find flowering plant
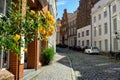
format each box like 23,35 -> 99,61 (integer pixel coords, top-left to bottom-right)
0,2 -> 56,55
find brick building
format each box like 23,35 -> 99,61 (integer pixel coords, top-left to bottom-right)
68,10 -> 77,47
60,9 -> 72,45
0,0 -> 57,80
56,18 -> 61,45
77,0 -> 99,29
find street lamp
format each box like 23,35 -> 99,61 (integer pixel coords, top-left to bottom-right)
115,30 -> 120,52
115,31 -> 120,39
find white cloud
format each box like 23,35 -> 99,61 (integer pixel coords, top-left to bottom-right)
57,1 -> 66,6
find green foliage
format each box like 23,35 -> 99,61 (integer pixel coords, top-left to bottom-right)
42,47 -> 55,65
0,2 -> 42,55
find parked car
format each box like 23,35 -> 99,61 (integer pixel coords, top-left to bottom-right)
84,46 -> 100,54
56,43 -> 68,48
75,46 -> 82,51
69,46 -> 75,50
81,46 -> 89,52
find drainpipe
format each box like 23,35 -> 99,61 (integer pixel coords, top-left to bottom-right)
91,15 -> 92,46
109,4 -> 112,53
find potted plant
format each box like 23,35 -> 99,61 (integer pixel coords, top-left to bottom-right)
41,47 -> 55,65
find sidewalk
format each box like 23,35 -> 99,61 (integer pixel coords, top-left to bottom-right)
23,53 -> 75,80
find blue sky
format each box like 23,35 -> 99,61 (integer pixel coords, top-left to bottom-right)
57,0 -> 79,19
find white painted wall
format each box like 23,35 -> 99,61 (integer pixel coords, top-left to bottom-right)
77,25 -> 91,48
47,0 -> 57,52
91,0 -> 120,52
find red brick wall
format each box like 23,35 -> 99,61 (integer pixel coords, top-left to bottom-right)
19,64 -> 24,79
27,37 -> 40,70
9,52 -> 24,80
9,52 -> 18,80
77,0 -> 99,29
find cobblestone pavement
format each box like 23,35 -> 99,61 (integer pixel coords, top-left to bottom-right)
66,49 -> 120,80
30,51 -> 73,80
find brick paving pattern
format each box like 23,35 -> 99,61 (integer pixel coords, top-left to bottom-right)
31,53 -> 73,80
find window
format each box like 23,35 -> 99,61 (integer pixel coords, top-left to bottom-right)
105,39 -> 108,51
78,40 -> 80,46
99,41 -> 102,50
0,50 -> 9,69
104,10 -> 107,18
0,0 -> 5,14
78,33 -> 80,38
112,5 -> 116,13
94,27 -> 96,37
94,41 -> 96,47
69,29 -> 70,36
86,40 -> 89,46
113,38 -> 118,51
71,28 -> 73,35
82,41 -> 84,46
98,25 -> 101,35
98,14 -> 101,20
86,30 -> 89,36
82,31 -> 84,37
94,16 -> 96,22
74,28 -> 76,35
104,23 -> 108,34
113,18 -> 117,33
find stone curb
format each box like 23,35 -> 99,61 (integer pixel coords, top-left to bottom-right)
66,56 -> 76,80
23,67 -> 47,80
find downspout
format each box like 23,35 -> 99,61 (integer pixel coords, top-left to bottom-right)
91,15 -> 92,46
109,4 -> 112,53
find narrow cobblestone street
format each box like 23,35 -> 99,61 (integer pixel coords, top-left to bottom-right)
30,47 -> 120,80
66,49 -> 120,80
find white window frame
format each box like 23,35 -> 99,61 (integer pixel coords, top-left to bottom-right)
113,18 -> 117,33
104,23 -> 108,34
105,39 -> 108,51
104,10 -> 107,18
98,25 -> 101,35
112,4 -> 116,14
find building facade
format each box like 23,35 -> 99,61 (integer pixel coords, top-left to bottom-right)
77,0 -> 99,29
0,0 -> 57,80
56,18 -> 61,45
60,9 -> 70,45
68,11 -> 77,47
77,25 -> 91,48
91,0 -> 120,52
47,0 -> 57,52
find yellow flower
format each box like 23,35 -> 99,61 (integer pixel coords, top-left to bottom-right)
50,26 -> 55,31
42,36 -> 48,41
23,48 -> 27,52
48,15 -> 53,21
46,21 -> 51,26
44,11 -> 51,17
30,10 -> 35,15
38,27 -> 46,35
51,19 -> 56,24
47,30 -> 53,36
13,34 -> 20,42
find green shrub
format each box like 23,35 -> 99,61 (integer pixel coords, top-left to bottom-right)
42,47 -> 55,65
